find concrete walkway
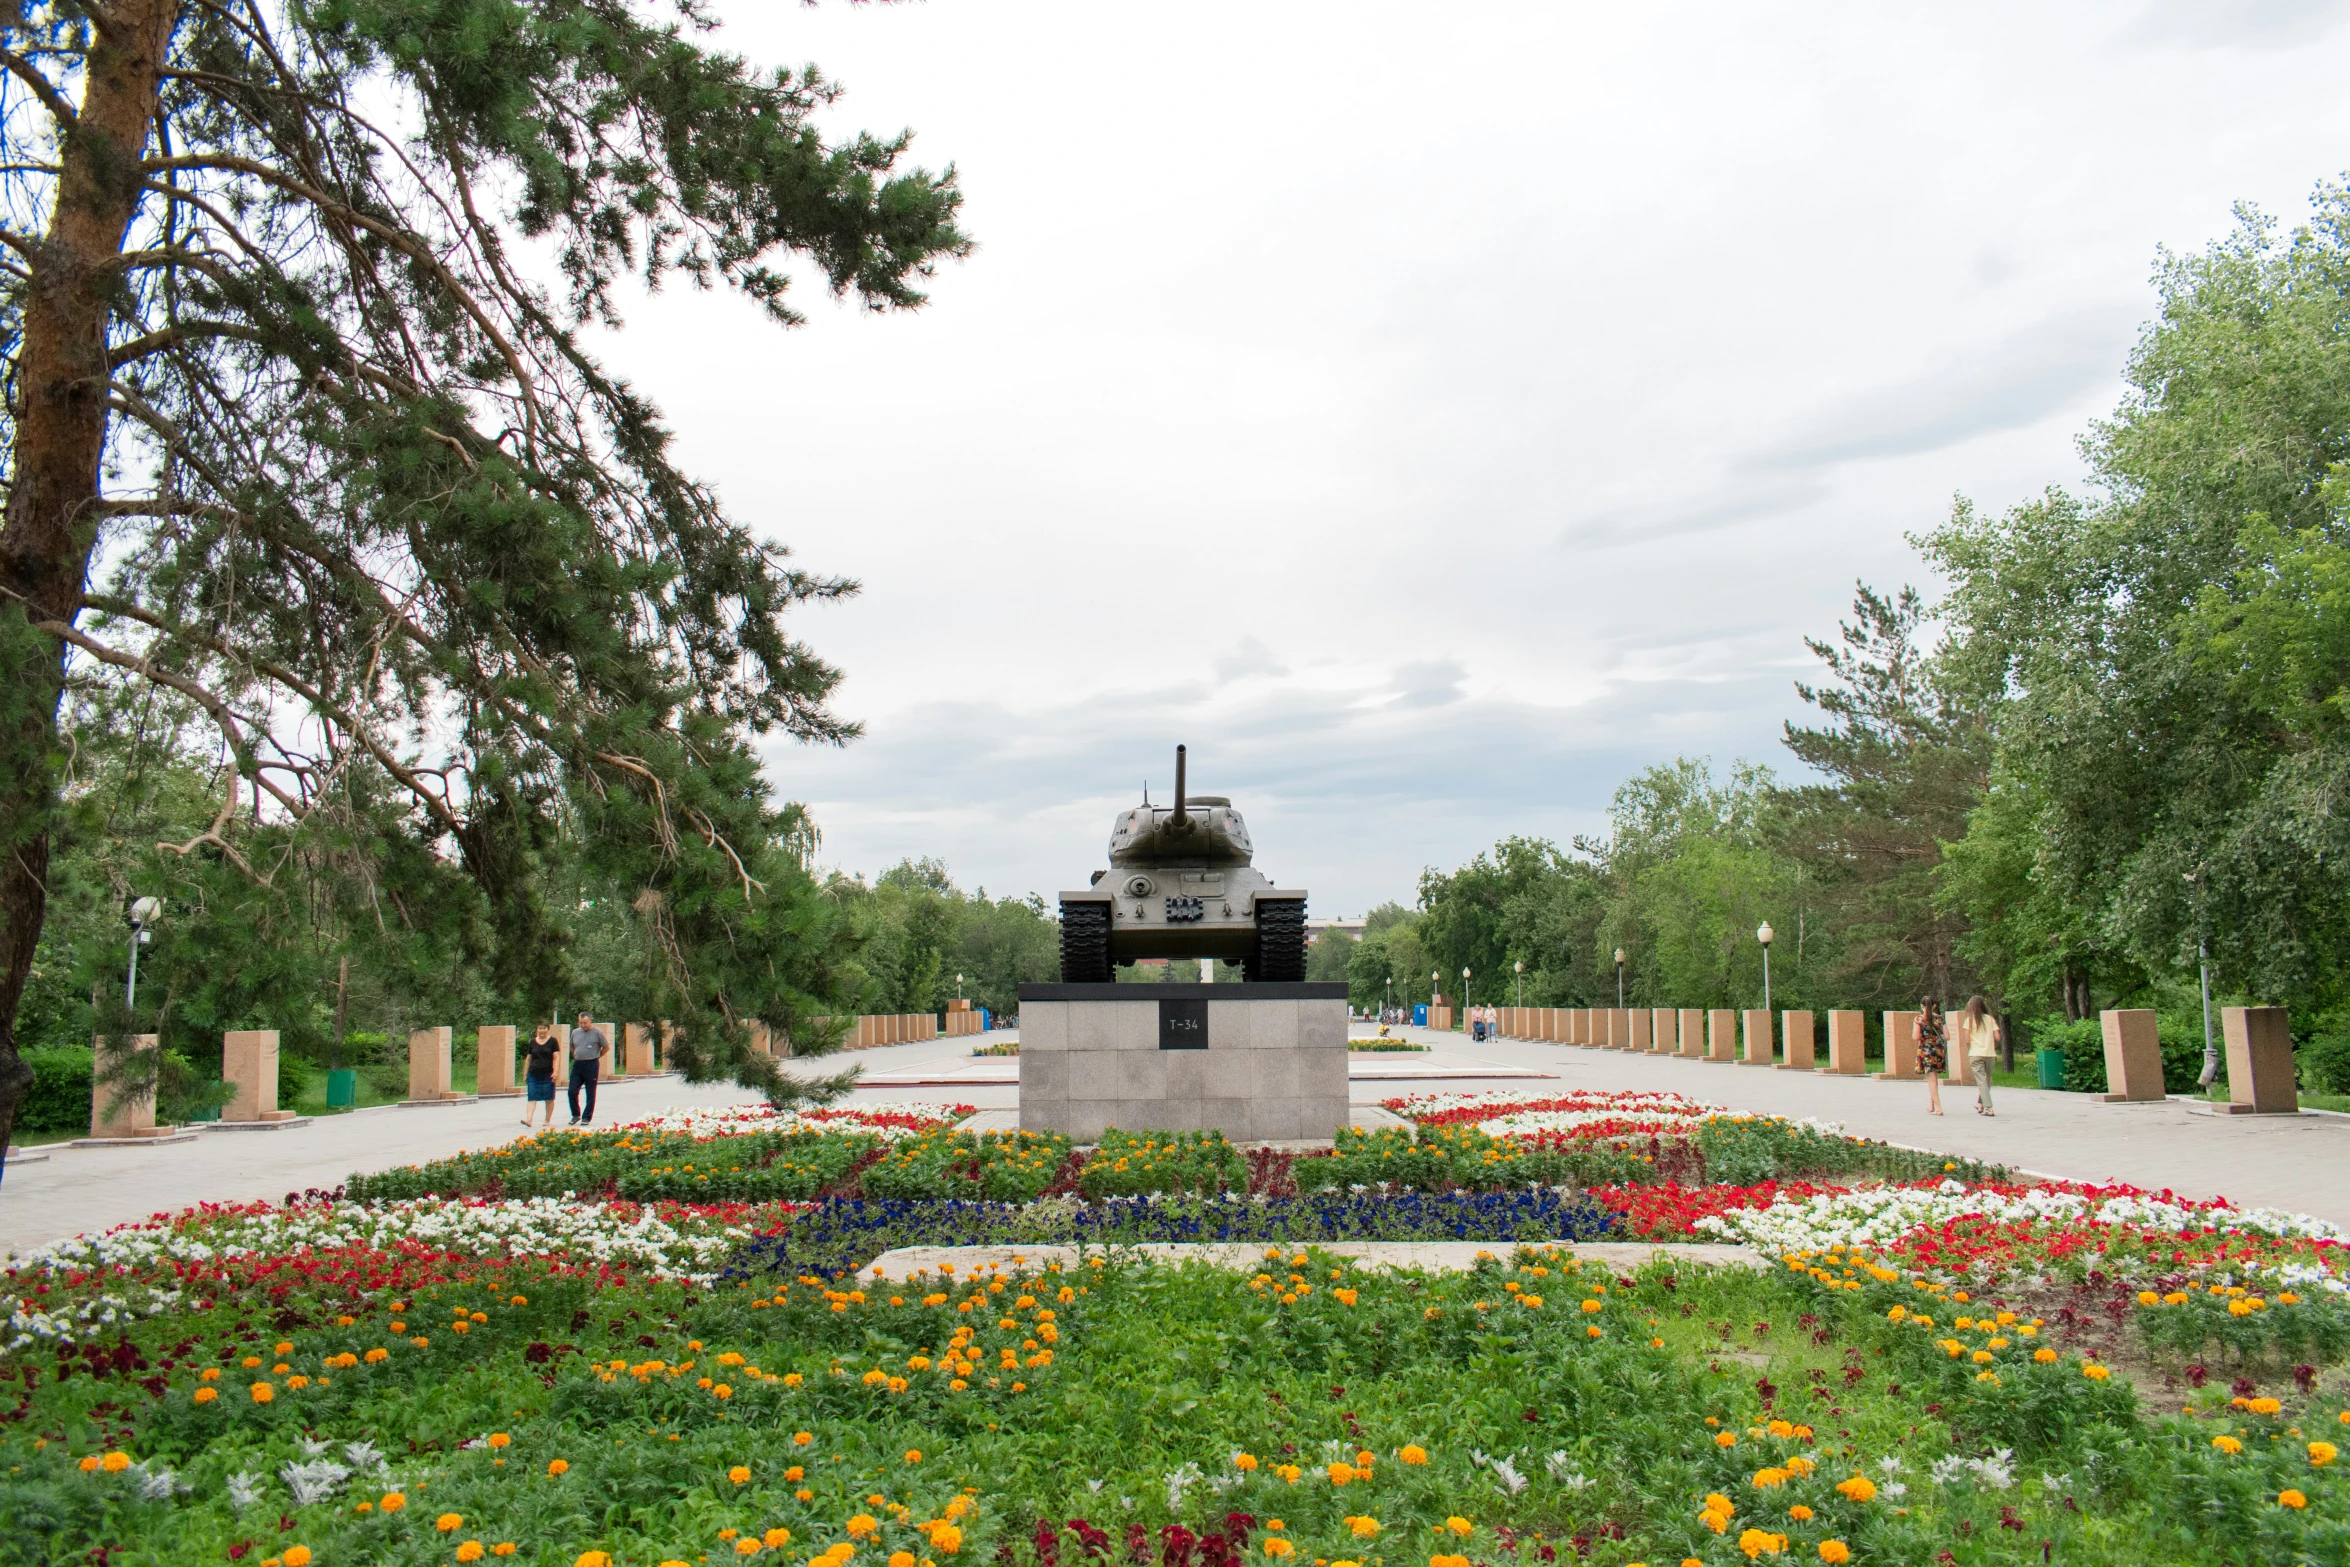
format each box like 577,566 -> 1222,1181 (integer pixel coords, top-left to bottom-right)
6,1021 -> 2345,1258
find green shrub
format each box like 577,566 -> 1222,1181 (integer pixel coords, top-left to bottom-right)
14,1047 -> 93,1134
2039,1012 -> 2209,1094
2300,1031 -> 2350,1094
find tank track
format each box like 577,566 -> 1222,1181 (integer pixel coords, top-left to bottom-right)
1250,898 -> 1308,983
1058,899 -> 1113,983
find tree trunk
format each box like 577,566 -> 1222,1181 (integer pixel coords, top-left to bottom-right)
0,0 -> 182,1162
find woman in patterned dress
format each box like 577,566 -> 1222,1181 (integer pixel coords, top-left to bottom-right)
1916,997 -> 1947,1116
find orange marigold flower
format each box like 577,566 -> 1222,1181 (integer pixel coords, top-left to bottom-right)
437,1513 -> 464,1532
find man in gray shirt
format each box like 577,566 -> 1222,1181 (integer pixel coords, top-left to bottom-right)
566,1012 -> 609,1126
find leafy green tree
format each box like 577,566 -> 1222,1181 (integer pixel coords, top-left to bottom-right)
1928,188 -> 2350,1020
0,0 -> 969,1147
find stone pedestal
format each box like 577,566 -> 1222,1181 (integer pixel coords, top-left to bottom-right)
1654,1010 -> 1691,1061
1874,1011 -> 1919,1080
89,1034 -> 172,1139
476,1026 -> 519,1097
2097,1010 -> 2163,1102
1678,1008 -> 1705,1059
1626,1008 -> 1652,1052
2217,1006 -> 2297,1115
1705,1008 -> 1736,1062
1741,1008 -> 1774,1065
222,1029 -> 297,1121
405,1026 -> 466,1103
1776,1010 -> 1815,1071
626,1023 -> 656,1076
1611,1008 -> 1635,1048
1827,1010 -> 1867,1075
596,1023 -> 623,1079
1017,982 -> 1347,1143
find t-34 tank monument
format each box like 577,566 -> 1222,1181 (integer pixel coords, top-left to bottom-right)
1054,744 -> 1307,983
1020,746 -> 1347,1143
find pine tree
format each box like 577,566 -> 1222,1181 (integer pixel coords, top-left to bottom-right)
0,0 -> 969,1149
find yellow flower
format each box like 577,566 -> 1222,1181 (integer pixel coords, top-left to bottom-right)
1834,1476 -> 1875,1503
1346,1517 -> 1380,1539
2034,1348 -> 2058,1363
2214,1436 -> 2244,1455
1787,1505 -> 1812,1522
458,1545 -> 487,1563
1751,1467 -> 1788,1489
1715,1432 -> 1738,1449
487,1433 -> 511,1449
848,1515 -> 882,1539
437,1513 -> 464,1532
1235,1454 -> 1259,1471
381,1493 -> 406,1512
730,1466 -> 752,1484
905,1450 -> 923,1464
283,1550 -> 312,1567
2281,1489 -> 2308,1509
768,1532 -> 794,1549
2083,1364 -> 2111,1381
2312,1442 -> 2339,1466
2137,1291 -> 2161,1306
250,1383 -> 275,1404
1326,1462 -> 1355,1486
1735,1528 -> 1788,1560
930,1525 -> 962,1555
577,1554 -> 614,1567
737,1542 -> 762,1558
548,1460 -> 570,1476
1264,1544 -> 1294,1560
1818,1544 -> 1850,1565
891,1555 -> 916,1567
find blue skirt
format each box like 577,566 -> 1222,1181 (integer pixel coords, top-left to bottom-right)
525,1073 -> 556,1102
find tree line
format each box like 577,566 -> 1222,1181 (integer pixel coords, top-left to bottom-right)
1330,187 -> 2350,1086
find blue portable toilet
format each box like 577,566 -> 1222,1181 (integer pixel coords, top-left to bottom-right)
1413,1004 -> 1428,1028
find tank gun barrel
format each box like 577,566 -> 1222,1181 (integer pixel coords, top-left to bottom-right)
1173,744 -> 1188,827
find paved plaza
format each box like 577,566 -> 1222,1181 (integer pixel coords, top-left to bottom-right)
5,1022 -> 2344,1258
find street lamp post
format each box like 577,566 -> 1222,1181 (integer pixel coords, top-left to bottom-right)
1514,959 -> 1524,1009
1613,947 -> 1627,1010
125,896 -> 160,1010
1432,969 -> 1441,1013
1756,922 -> 1775,1015
1461,968 -> 1471,1029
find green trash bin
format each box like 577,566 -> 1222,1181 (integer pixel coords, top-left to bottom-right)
2035,1048 -> 2065,1090
326,1068 -> 359,1108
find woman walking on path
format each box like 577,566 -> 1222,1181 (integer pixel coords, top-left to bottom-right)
1961,995 -> 2002,1116
522,1023 -> 560,1130
1916,997 -> 1947,1116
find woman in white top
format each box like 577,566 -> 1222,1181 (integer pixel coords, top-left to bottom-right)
1960,995 -> 2002,1116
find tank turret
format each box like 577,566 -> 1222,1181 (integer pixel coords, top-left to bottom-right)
1059,746 -> 1308,983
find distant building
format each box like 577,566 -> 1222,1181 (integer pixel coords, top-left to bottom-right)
1305,916 -> 1366,945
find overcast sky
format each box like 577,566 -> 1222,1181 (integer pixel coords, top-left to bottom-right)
596,0 -> 2350,916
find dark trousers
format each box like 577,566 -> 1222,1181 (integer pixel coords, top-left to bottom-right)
567,1059 -> 600,1122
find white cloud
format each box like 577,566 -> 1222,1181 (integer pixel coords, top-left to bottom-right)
576,0 -> 2350,912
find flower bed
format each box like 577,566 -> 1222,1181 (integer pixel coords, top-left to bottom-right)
4,1093 -> 2348,1564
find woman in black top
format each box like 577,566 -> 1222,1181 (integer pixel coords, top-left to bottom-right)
1916,998 -> 1947,1117
522,1023 -> 560,1129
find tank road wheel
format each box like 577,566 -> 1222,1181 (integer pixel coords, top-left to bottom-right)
1250,898 -> 1307,983
1059,900 -> 1113,983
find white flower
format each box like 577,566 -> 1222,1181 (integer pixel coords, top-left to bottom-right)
297,1438 -> 331,1459
281,1460 -> 350,1506
1877,1456 -> 1905,1475
1929,1456 -> 1967,1487
134,1463 -> 181,1501
2040,1473 -> 2069,1494
1881,1482 -> 1908,1499
226,1472 -> 264,1509
1489,1459 -> 1528,1495
1545,1452 -> 1592,1490
344,1441 -> 388,1475
1165,1462 -> 1203,1512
